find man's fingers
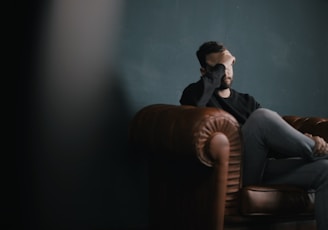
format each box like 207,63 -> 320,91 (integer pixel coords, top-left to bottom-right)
313,136 -> 327,156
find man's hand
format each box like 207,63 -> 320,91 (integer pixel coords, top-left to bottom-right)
217,50 -> 236,68
305,133 -> 328,156
206,50 -> 236,69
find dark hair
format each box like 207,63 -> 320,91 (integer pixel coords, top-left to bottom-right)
196,41 -> 225,68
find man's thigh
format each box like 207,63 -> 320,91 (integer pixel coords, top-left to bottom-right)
263,158 -> 328,190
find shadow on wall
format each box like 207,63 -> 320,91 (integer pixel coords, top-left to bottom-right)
15,1 -> 148,229
17,69 -> 149,229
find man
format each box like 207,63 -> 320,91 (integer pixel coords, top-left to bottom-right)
180,41 -> 328,230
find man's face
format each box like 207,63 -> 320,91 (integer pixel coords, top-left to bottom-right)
205,51 -> 234,89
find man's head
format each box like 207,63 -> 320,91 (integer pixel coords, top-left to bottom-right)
196,41 -> 235,89
196,41 -> 226,68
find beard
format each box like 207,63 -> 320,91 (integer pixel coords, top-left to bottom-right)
219,75 -> 233,90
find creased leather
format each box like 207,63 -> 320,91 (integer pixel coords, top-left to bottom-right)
129,104 -> 241,167
129,104 -> 325,230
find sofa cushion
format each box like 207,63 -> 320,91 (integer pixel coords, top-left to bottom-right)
240,185 -> 315,216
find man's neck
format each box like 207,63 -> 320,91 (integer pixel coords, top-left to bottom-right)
218,88 -> 231,98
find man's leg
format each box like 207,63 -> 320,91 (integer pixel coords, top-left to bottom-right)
263,159 -> 328,230
241,108 -> 328,230
241,108 -> 320,186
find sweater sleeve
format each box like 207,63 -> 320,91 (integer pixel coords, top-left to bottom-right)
180,64 -> 225,107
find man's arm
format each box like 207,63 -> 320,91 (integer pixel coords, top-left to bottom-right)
180,64 -> 225,106
180,49 -> 235,107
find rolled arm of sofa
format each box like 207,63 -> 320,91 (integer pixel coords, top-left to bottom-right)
283,116 -> 328,141
129,104 -> 242,167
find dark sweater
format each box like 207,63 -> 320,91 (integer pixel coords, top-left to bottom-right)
180,64 -> 261,125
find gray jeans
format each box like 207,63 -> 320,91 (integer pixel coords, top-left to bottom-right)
241,108 -> 328,230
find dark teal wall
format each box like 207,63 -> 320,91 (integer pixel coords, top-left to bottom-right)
115,1 -> 327,227
118,0 -> 328,117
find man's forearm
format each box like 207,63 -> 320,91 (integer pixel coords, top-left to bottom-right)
180,64 -> 225,106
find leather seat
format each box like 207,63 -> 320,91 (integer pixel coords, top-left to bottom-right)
129,104 -> 327,230
241,185 -> 314,216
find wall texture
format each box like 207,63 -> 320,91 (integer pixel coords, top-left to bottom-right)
118,0 -> 328,117
116,0 -> 328,227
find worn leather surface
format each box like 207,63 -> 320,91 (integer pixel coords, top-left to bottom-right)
283,116 -> 328,141
129,104 -> 241,166
241,185 -> 315,216
129,104 -> 326,230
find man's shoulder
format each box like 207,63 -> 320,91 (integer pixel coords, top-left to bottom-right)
231,89 -> 254,99
231,89 -> 260,108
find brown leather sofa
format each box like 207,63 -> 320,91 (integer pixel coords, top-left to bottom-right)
129,104 -> 328,230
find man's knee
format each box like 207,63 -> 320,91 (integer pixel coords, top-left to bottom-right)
249,108 -> 279,120
243,108 -> 281,131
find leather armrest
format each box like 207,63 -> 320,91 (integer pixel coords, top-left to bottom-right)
129,104 -> 241,166
129,104 -> 243,229
283,116 -> 328,141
